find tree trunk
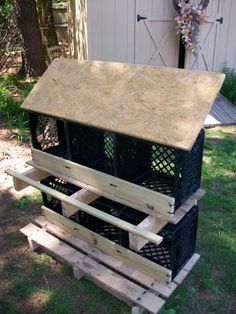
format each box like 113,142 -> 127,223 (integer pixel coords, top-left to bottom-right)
17,0 -> 47,76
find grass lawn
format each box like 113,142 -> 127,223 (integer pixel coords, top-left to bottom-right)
0,126 -> 235,313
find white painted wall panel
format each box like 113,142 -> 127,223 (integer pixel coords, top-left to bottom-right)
135,0 -> 179,67
185,0 -> 223,71
81,0 -> 236,71
87,0 -> 135,63
216,0 -> 236,71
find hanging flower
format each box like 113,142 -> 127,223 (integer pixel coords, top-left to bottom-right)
173,0 -> 209,56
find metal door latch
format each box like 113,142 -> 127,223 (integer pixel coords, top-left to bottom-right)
137,14 -> 147,22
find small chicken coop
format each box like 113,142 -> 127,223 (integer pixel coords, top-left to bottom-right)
6,58 -> 225,313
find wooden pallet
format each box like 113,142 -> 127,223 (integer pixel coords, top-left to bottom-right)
21,216 -> 200,314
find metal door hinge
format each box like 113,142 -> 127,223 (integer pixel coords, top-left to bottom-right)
216,17 -> 223,24
137,14 -> 147,22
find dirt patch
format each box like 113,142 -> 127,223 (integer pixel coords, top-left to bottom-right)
0,127 -> 84,313
0,127 -> 31,190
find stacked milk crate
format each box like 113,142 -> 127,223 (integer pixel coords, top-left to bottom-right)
28,110 -> 204,280
17,59 -> 224,284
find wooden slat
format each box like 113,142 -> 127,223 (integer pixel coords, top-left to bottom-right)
41,206 -> 171,284
27,159 -> 175,220
189,189 -> 205,201
20,223 -> 165,313
12,167 -> 49,191
182,253 -> 200,273
129,216 -> 167,252
62,189 -> 99,217
178,199 -> 197,213
172,269 -> 188,285
5,168 -> 164,246
26,160 -> 203,224
27,160 -> 205,224
129,188 -> 204,251
173,253 -> 200,285
31,149 -> 175,216
35,215 -> 177,297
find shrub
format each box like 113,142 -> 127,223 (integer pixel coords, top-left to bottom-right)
221,66 -> 236,106
0,73 -> 35,142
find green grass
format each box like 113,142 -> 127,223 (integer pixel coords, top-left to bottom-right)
165,127 -> 236,313
32,253 -> 52,273
2,232 -> 23,247
0,73 -> 35,142
16,190 -> 43,209
221,66 -> 236,106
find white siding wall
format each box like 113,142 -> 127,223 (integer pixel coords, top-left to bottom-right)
215,0 -> 236,71
73,0 -> 236,72
87,0 -> 135,63
135,0 -> 179,67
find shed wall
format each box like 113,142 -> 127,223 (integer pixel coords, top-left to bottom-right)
69,0 -> 236,72
215,0 -> 236,71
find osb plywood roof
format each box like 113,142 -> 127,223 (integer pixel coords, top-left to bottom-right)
21,58 -> 225,150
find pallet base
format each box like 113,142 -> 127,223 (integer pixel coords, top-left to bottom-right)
21,217 -> 200,314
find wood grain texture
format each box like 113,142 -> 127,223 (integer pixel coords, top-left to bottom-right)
5,167 -> 164,246
129,216 -> 167,252
35,215 -> 177,297
13,167 -> 49,191
25,160 -> 203,223
20,223 -> 165,313
27,159 -> 177,220
21,58 -> 225,150
41,206 -> 171,284
62,189 -> 99,217
31,149 -> 175,216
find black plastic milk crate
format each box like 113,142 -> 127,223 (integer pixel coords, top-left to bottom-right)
74,197 -> 199,279
138,205 -> 199,279
67,122 -> 204,210
28,112 -> 68,158
67,122 -> 115,175
29,113 -> 204,211
66,121 -> 151,180
40,176 -> 80,214
74,197 -> 147,244
117,130 -> 205,210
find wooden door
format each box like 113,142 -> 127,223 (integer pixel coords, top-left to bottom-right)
214,0 -> 236,71
87,0 -> 135,63
185,0 -> 223,71
135,0 -> 179,67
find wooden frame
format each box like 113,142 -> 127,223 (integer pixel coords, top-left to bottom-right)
129,216 -> 167,252
62,189 -> 99,217
12,167 -> 49,191
41,206 -> 171,284
6,163 -> 205,227
129,196 -> 202,252
27,159 -> 204,224
21,222 -> 166,313
20,216 -> 200,313
5,168 -> 164,247
30,148 -> 176,216
34,215 -> 177,298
